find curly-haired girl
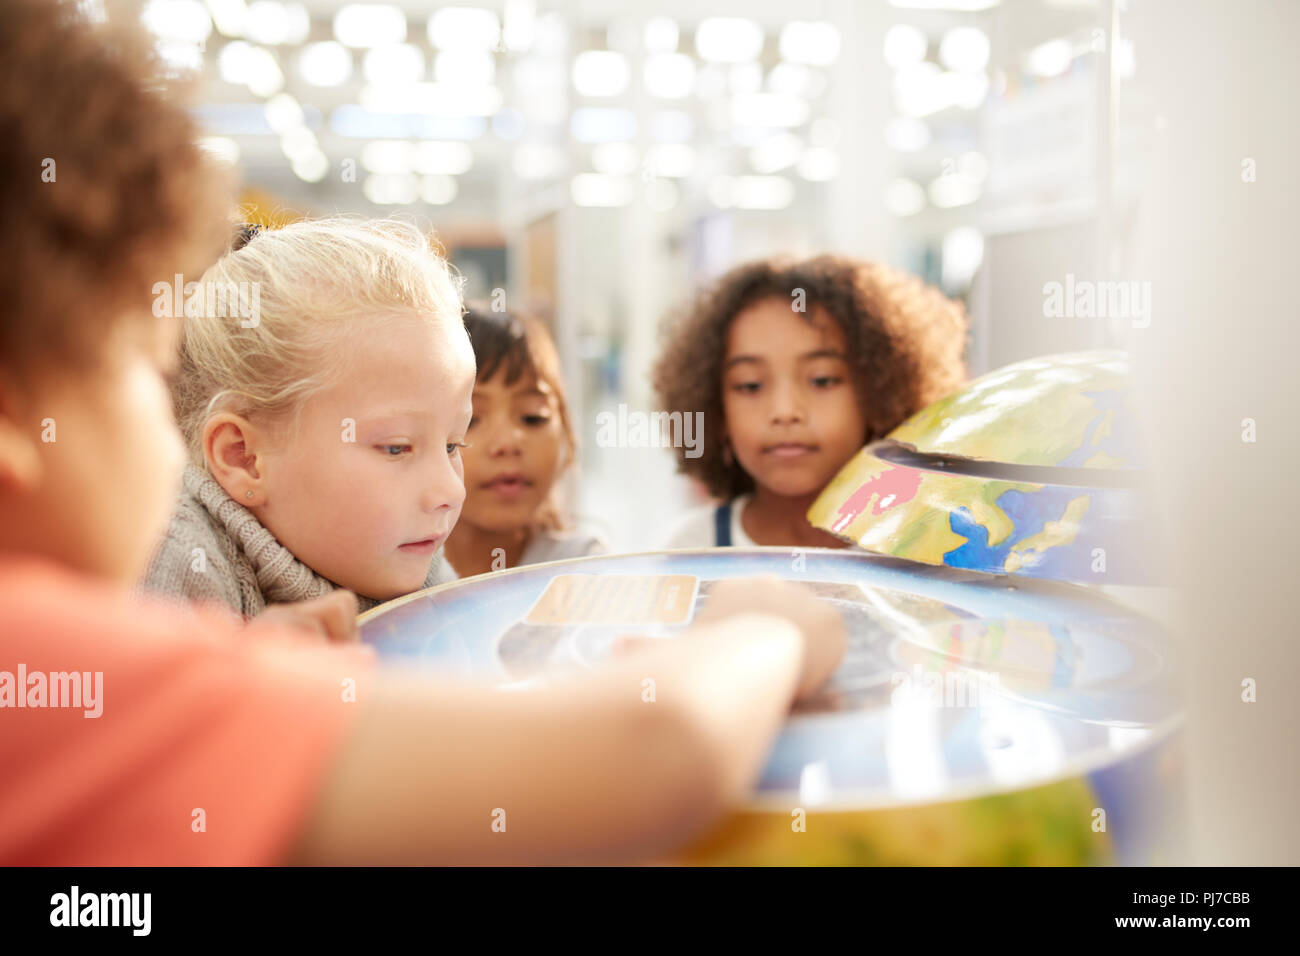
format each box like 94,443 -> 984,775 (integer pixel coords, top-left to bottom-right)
654,255 -> 967,549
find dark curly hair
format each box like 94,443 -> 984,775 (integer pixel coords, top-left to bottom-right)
652,255 -> 967,499
0,0 -> 231,382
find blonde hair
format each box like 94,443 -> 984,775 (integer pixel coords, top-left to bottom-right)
175,217 -> 464,463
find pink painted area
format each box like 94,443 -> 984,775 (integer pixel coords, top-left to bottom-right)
831,465 -> 924,533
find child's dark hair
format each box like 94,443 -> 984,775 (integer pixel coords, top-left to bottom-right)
0,0 -> 230,382
653,255 -> 967,500
462,304 -> 577,532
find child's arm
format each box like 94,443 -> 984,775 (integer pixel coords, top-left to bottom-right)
288,580 -> 844,865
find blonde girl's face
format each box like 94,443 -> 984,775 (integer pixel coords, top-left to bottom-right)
456,369 -> 565,535
721,297 -> 869,499
253,314 -> 475,601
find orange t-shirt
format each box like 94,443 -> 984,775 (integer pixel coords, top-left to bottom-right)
0,557 -> 374,865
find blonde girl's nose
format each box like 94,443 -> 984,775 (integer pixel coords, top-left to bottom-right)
423,451 -> 466,513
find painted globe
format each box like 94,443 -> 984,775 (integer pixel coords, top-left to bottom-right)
808,351 -> 1155,584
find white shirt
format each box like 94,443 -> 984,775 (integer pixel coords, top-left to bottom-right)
661,494 -> 757,549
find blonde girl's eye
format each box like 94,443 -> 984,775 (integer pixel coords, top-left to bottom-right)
378,444 -> 412,457
447,441 -> 471,456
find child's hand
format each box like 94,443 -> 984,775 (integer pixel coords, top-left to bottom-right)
616,577 -> 846,700
249,590 -> 360,644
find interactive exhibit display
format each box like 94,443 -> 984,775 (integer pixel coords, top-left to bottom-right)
360,352 -> 1182,865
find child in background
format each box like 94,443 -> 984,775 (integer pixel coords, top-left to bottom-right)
143,217 -> 468,625
443,306 -> 606,576
0,0 -> 845,865
654,256 -> 966,550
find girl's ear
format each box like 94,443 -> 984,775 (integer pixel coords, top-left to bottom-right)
203,413 -> 267,505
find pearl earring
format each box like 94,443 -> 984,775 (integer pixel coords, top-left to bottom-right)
245,491 -> 254,499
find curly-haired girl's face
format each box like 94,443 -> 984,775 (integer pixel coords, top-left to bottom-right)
721,298 -> 868,499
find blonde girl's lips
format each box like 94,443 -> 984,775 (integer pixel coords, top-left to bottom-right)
399,534 -> 446,555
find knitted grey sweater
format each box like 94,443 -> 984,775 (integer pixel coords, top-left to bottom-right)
142,465 -> 457,616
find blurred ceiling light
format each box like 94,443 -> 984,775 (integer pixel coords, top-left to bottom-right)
492,108 -> 526,140
420,174 -> 459,205
645,143 -> 695,177
428,7 -> 501,51
143,0 -> 212,43
292,150 -> 329,183
649,110 -> 693,143
335,4 -> 406,47
572,50 -> 630,97
263,92 -> 303,132
361,83 -> 503,117
220,41 -> 283,95
205,0 -> 247,38
364,44 -> 425,86
502,0 -> 536,53
941,226 -> 984,290
197,136 -> 240,165
533,11 -> 565,56
797,147 -> 840,181
809,117 -> 842,148
749,132 -> 802,173
768,62 -> 811,96
883,24 -> 926,68
732,175 -> 795,210
884,178 -> 926,216
591,142 -> 639,176
299,41 -> 352,86
643,54 -> 695,99
330,105 -> 486,140
884,116 -> 931,151
436,50 -> 496,87
157,40 -> 204,72
890,0 -> 1001,10
944,70 -> 990,109
644,17 -> 679,54
939,27 -> 990,72
1026,38 -> 1072,77
645,178 -> 679,212
778,21 -> 840,66
571,173 -> 635,207
695,64 -> 728,99
929,172 -> 981,207
570,108 -> 637,143
731,93 -> 809,128
415,141 -> 473,175
892,61 -> 945,117
695,17 -> 763,64
245,1 -> 308,45
361,140 -> 413,175
729,63 -> 763,95
364,172 -> 419,204
279,126 -> 318,162
513,143 -> 566,180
